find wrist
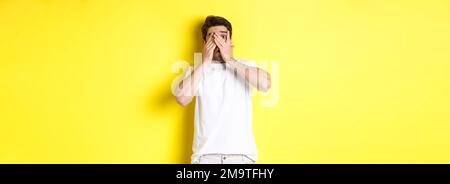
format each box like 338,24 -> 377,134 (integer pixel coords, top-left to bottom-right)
225,58 -> 239,70
225,57 -> 235,63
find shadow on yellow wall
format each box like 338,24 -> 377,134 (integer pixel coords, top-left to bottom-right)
148,19 -> 204,163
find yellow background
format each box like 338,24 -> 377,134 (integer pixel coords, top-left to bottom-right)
1,0 -> 450,163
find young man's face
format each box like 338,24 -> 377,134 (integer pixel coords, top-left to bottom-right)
205,25 -> 229,62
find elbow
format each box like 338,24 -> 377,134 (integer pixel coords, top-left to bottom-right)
258,75 -> 272,92
258,80 -> 271,92
176,96 -> 192,106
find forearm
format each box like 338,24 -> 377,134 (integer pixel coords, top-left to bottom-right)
227,59 -> 271,92
175,63 -> 207,106
177,63 -> 207,97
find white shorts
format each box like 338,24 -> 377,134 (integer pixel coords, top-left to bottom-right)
192,154 -> 256,164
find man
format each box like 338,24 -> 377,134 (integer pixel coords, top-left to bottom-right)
174,16 -> 271,164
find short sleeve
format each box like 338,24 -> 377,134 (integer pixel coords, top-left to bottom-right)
236,58 -> 258,68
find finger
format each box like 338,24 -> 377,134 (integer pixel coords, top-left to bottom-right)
213,35 -> 224,46
208,36 -> 216,46
205,39 -> 211,48
208,37 -> 214,45
215,33 -> 225,43
206,35 -> 213,45
213,33 -> 225,44
205,37 -> 211,46
213,38 -> 224,49
220,36 -> 226,45
209,35 -> 216,43
206,42 -> 215,51
207,42 -> 215,50
213,33 -> 222,41
209,39 -> 217,48
216,36 -> 226,47
211,38 -> 218,46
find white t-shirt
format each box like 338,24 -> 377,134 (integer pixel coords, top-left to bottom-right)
190,58 -> 258,163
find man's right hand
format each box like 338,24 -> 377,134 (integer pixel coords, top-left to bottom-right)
202,33 -> 216,64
